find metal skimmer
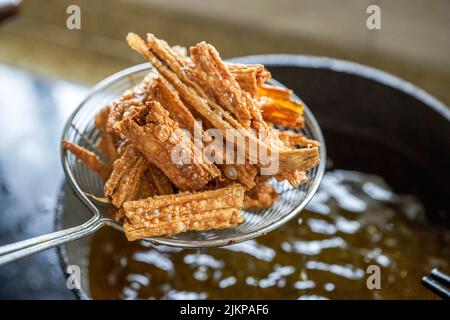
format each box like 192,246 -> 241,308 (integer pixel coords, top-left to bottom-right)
0,63 -> 325,265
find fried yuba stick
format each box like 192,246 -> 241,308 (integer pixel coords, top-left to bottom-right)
190,42 -> 280,138
189,43 -> 253,126
257,84 -> 305,129
150,79 -> 257,189
107,83 -> 148,136
114,167 -> 173,221
148,77 -> 197,133
123,184 -> 245,240
227,63 -> 271,96
127,33 -> 260,161
118,101 -> 220,190
62,140 -> 111,181
104,145 -> 147,207
220,163 -> 258,189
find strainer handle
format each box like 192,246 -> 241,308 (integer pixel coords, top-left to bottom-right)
0,215 -> 105,266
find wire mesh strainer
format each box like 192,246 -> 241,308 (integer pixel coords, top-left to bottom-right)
0,63 -> 325,265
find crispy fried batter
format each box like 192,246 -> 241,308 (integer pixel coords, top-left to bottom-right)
114,168 -> 168,222
171,45 -> 189,63
106,80 -> 150,136
123,184 -> 245,240
104,145 -> 147,207
227,63 -> 271,96
278,131 -> 321,148
278,147 -> 320,172
62,140 -> 110,181
95,106 -> 118,164
189,42 -> 279,139
118,100 -> 220,190
148,77 -> 197,133
189,43 -> 253,126
276,169 -> 308,187
257,84 -> 305,129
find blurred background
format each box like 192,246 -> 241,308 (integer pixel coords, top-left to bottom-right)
1,0 -> 449,103
0,0 -> 448,299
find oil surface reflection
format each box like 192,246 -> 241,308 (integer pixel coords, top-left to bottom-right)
89,170 -> 449,299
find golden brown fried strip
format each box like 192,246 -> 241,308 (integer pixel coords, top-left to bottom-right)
111,156 -> 147,207
104,145 -> 147,207
95,106 -> 118,164
148,77 -> 197,133
227,63 -> 271,96
118,101 -> 220,190
62,140 -> 110,181
278,131 -> 321,148
257,84 -> 305,129
189,43 -> 253,126
124,208 -> 241,240
189,43 -> 281,140
106,81 -> 150,136
278,147 -> 320,172
127,34 -> 244,145
104,145 -> 141,197
122,184 -> 245,240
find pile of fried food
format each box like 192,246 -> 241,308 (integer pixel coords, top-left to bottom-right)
62,33 -> 320,241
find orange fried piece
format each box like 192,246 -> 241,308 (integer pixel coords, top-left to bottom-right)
62,140 -> 110,181
257,84 -> 305,129
114,168 -> 171,221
